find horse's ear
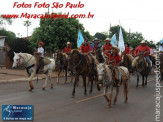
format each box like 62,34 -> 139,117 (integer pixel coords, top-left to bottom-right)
14,52 -> 16,55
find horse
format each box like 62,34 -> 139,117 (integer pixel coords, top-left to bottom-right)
96,63 -> 129,107
12,52 -> 55,91
55,50 -> 73,84
121,53 -> 133,74
132,51 -> 149,87
67,49 -> 98,97
94,47 -> 105,63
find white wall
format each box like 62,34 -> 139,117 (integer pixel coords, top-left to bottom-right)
0,38 -> 5,47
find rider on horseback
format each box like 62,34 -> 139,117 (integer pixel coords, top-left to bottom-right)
64,42 -> 71,54
35,41 -> 44,72
135,40 -> 151,72
91,38 -> 102,54
124,42 -> 130,54
104,46 -> 122,87
80,38 -> 95,69
103,38 -> 112,53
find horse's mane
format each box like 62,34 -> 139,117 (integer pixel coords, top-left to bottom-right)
71,49 -> 80,53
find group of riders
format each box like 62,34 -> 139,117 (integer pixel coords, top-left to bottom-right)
35,38 -> 163,86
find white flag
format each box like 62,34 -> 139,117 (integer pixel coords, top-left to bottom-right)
118,27 -> 125,54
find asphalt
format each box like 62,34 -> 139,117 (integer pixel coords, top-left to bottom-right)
0,74 -> 162,122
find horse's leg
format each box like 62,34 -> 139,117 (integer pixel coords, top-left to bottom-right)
108,86 -> 113,107
70,70 -> 73,83
42,71 -> 51,90
49,76 -> 54,89
124,82 -> 128,103
64,68 -> 67,84
57,70 -> 61,84
82,75 -> 87,96
72,74 -> 78,97
28,72 -> 35,91
87,77 -> 90,86
104,85 -> 109,102
142,75 -> 144,86
145,75 -> 148,85
136,73 -> 139,87
113,87 -> 119,104
89,76 -> 93,94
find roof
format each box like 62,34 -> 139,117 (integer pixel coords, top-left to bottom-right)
0,36 -> 6,39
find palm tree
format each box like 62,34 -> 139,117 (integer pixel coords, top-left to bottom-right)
23,20 -> 31,37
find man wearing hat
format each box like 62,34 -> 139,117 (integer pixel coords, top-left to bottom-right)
135,40 -> 151,72
35,41 -> 44,72
104,46 -> 122,86
124,42 -> 130,54
64,42 -> 71,54
80,38 -> 92,53
91,38 -> 102,53
103,38 -> 112,53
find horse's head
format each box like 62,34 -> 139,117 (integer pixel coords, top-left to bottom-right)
12,52 -> 22,69
97,63 -> 106,90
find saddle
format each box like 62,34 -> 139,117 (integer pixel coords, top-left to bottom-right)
35,54 -> 51,65
83,53 -> 98,66
132,56 -> 148,68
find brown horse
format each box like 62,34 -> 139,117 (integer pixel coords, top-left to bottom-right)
132,51 -> 149,87
67,49 -> 98,97
55,50 -> 73,84
97,63 -> 129,107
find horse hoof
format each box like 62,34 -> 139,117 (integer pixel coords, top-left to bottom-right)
42,87 -> 45,90
50,83 -> 54,89
84,93 -> 87,96
72,95 -> 75,98
89,91 -> 92,94
136,85 -> 138,87
28,87 -> 33,91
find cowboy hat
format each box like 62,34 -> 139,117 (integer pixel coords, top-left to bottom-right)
111,46 -> 120,53
66,42 -> 71,45
94,38 -> 99,41
140,40 -> 147,43
105,38 -> 111,41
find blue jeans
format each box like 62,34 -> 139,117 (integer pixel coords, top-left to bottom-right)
145,56 -> 151,72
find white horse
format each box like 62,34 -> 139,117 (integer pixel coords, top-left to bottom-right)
12,52 -> 56,91
97,63 -> 129,107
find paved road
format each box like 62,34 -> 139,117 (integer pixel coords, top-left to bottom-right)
0,74 -> 162,122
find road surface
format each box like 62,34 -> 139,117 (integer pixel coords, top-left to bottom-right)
0,74 -> 162,122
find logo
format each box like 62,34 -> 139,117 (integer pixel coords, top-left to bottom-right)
2,105 -> 33,121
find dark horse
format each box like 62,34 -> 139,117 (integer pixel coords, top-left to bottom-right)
55,50 -> 73,84
133,51 -> 149,87
67,49 -> 97,97
121,53 -> 133,73
94,47 -> 105,63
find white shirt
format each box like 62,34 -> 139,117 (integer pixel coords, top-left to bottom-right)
159,46 -> 163,52
150,48 -> 156,55
38,47 -> 44,57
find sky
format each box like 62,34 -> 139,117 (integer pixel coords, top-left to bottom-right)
0,0 -> 163,43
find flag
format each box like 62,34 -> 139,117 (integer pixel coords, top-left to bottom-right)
111,34 -> 117,46
77,30 -> 84,48
118,27 -> 125,54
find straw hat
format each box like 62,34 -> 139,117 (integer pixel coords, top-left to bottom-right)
111,46 -> 120,53
105,38 -> 111,41
140,40 -> 147,43
66,42 -> 71,45
94,38 -> 99,41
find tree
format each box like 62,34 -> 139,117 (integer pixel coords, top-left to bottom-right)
0,15 -> 12,30
24,20 -> 31,37
127,32 -> 144,47
94,32 -> 107,41
30,13 -> 92,52
109,25 -> 128,42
